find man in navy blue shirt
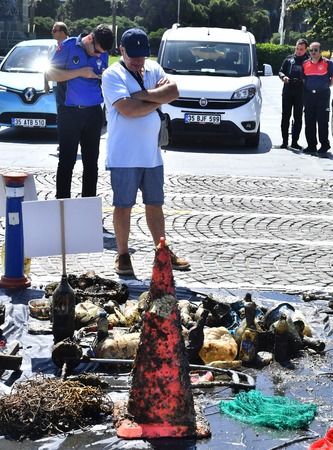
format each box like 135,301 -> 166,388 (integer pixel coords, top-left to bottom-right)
46,24 -> 113,198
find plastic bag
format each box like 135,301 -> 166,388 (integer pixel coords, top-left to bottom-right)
157,110 -> 170,147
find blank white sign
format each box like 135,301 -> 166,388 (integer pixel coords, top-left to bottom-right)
22,197 -> 104,257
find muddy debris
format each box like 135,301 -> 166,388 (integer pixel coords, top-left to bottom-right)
0,374 -> 113,441
44,271 -> 129,306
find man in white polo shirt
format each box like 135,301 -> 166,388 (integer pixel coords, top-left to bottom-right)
102,28 -> 190,276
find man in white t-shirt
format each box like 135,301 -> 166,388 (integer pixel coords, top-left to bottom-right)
102,28 -> 190,276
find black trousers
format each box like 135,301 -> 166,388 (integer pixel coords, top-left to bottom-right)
281,88 -> 304,144
56,105 -> 103,199
303,89 -> 331,149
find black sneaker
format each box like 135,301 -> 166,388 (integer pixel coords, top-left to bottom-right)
303,147 -> 316,154
318,146 -> 330,154
291,142 -> 302,150
280,142 -> 288,149
169,250 -> 191,271
114,253 -> 134,276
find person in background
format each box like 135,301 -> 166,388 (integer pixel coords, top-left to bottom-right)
45,22 -> 69,93
46,24 -> 114,198
102,28 -> 190,276
45,22 -> 70,152
278,38 -> 309,150
52,21 -> 69,46
302,42 -> 333,155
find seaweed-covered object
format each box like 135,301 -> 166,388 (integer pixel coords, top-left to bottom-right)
0,375 -> 113,440
44,271 -> 129,305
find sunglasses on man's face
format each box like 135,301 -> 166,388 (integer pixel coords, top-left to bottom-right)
309,48 -> 320,53
52,29 -> 61,33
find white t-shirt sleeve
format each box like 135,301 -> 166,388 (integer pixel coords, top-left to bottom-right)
102,64 -> 130,107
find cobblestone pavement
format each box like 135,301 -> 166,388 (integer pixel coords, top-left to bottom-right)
2,168 -> 333,292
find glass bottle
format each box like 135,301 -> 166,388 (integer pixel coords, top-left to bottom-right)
274,314 -> 289,362
52,275 -> 75,344
97,311 -> 109,342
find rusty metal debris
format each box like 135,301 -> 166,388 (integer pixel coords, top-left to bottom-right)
0,374 -> 113,441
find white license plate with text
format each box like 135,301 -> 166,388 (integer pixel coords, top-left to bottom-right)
12,118 -> 46,128
184,113 -> 221,124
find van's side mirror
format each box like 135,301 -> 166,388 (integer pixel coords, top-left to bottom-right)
258,63 -> 273,76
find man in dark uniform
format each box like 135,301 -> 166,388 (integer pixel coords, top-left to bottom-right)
279,38 -> 309,150
302,42 -> 333,155
46,24 -> 114,198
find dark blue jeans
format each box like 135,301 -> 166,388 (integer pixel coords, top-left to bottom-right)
56,105 -> 103,199
304,89 -> 331,149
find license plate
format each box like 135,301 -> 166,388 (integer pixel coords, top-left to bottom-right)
184,113 -> 221,124
12,118 -> 46,128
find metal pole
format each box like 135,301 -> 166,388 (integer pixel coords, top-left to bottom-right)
112,0 -> 117,54
29,1 -> 35,35
29,0 -> 41,36
177,0 -> 180,24
105,0 -> 117,54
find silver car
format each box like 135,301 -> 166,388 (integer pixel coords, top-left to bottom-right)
0,39 -> 57,129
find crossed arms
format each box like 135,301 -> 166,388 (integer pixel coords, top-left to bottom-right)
114,78 -> 179,118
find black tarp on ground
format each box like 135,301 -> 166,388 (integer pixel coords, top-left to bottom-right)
0,286 -> 332,450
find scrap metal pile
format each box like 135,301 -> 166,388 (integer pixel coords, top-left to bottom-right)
0,375 -> 113,440
42,271 -> 327,369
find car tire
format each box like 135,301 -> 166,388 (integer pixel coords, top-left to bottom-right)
244,125 -> 260,148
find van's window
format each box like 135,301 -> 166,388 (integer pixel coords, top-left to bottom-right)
160,41 -> 251,76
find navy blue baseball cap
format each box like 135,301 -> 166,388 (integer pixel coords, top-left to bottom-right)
120,28 -> 150,57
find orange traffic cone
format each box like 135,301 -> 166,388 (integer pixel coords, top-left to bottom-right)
114,237 -> 210,439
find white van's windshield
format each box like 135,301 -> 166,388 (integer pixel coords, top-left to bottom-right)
160,41 -> 251,77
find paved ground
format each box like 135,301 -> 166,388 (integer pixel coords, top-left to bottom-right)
1,77 -> 333,293
2,169 -> 333,294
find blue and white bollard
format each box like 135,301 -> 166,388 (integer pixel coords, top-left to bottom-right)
0,172 -> 31,289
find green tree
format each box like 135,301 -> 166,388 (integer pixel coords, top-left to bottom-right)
35,0 -> 60,18
291,0 -> 333,42
208,0 -> 270,40
246,9 -> 271,42
119,0 -> 142,19
140,0 -> 208,29
62,0 -> 113,21
34,16 -> 56,37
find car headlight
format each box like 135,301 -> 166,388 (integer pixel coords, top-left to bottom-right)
0,85 -> 7,92
232,86 -> 256,100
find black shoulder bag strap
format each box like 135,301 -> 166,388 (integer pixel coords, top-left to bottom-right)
120,60 -> 164,120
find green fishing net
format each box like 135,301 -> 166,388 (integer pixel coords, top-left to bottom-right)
219,390 -> 317,430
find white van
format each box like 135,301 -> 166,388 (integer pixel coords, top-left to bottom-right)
157,24 -> 272,147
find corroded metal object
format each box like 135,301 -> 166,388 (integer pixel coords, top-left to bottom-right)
44,272 -> 129,305
52,338 -> 83,371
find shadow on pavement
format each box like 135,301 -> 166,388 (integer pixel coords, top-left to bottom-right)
0,127 -> 58,144
164,132 -> 272,155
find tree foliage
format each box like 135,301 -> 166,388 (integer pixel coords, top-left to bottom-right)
35,0 -> 59,19
291,0 -> 333,43
32,0 -> 314,46
207,0 -> 271,41
61,0 -> 114,21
